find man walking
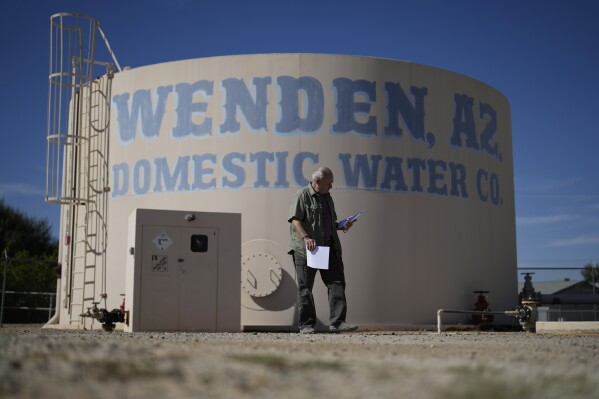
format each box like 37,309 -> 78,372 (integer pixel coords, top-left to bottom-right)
288,166 -> 358,334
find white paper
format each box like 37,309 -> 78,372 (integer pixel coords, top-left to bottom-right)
306,246 -> 330,269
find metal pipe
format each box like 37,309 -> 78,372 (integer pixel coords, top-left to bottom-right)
97,25 -> 122,72
437,309 -> 520,334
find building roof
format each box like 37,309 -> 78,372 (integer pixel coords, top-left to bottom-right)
517,279 -> 599,295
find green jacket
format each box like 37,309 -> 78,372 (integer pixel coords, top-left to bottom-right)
288,184 -> 342,258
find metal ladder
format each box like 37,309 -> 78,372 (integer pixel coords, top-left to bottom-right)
46,13 -> 120,327
68,75 -> 113,325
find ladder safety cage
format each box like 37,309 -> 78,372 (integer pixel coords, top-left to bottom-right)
46,12 -> 119,205
46,13 -> 121,326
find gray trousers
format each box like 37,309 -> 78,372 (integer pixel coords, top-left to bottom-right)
292,248 -> 347,329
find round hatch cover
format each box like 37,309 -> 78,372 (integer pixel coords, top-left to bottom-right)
242,252 -> 283,297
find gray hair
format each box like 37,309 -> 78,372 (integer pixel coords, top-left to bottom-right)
312,167 -> 332,181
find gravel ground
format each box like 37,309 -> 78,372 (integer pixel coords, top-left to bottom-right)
1,324 -> 598,399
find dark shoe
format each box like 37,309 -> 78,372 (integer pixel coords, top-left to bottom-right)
299,326 -> 316,334
329,322 -> 358,333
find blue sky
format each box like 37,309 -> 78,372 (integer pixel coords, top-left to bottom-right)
1,0 -> 597,281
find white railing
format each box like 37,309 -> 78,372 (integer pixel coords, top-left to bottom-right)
0,291 -> 56,327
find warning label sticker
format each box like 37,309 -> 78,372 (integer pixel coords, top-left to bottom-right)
152,231 -> 173,252
151,255 -> 168,272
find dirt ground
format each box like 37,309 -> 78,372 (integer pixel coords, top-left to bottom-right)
1,324 -> 598,399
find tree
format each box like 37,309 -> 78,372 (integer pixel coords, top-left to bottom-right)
1,198 -> 59,323
580,263 -> 599,284
0,198 -> 57,256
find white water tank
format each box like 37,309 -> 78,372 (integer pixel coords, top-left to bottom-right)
55,53 -> 517,330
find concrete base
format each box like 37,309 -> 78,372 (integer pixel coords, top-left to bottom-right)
536,321 -> 599,333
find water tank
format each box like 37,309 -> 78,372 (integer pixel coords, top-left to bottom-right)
103,53 -> 516,329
